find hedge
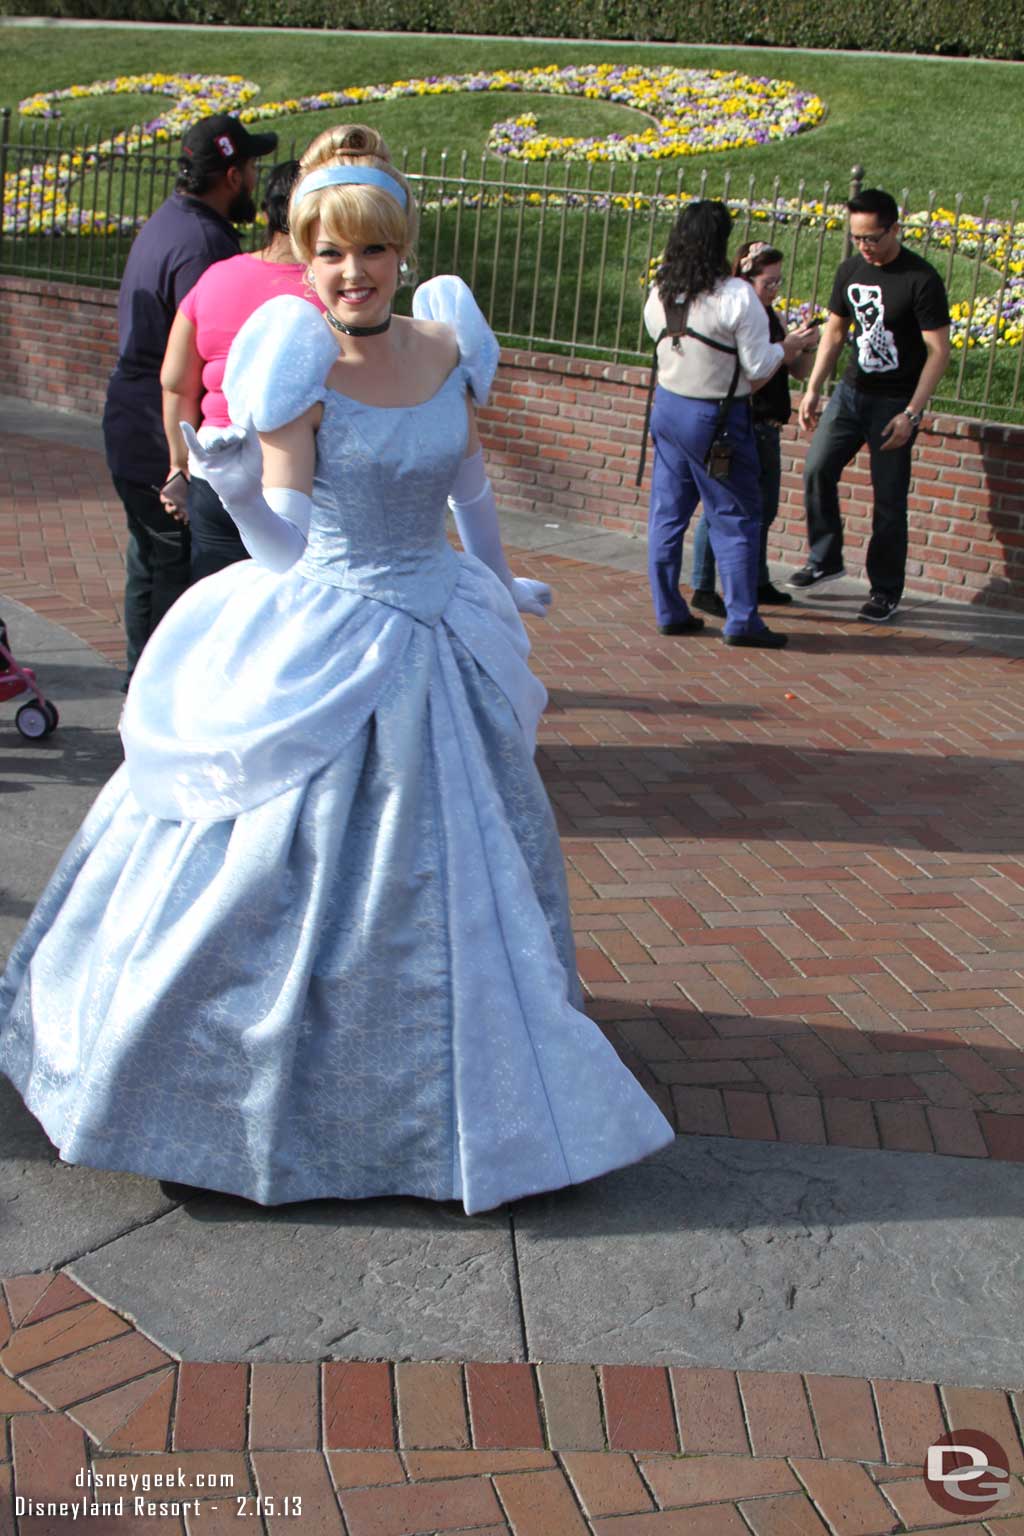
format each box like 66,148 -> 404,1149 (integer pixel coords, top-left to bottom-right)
4,0 -> 1024,60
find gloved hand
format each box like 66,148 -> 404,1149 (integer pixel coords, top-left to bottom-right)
510,579 -> 553,618
180,422 -> 264,511
180,422 -> 311,574
449,449 -> 553,619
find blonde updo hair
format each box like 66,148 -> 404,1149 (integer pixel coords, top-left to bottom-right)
289,124 -> 418,272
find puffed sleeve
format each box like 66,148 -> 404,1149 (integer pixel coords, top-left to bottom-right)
412,274 -> 500,405
223,295 -> 337,433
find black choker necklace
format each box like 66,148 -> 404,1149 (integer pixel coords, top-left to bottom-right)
324,309 -> 392,338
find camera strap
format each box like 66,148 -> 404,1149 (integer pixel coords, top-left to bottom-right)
708,352 -> 743,457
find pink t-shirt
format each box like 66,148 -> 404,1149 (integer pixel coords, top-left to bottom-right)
179,253 -> 324,428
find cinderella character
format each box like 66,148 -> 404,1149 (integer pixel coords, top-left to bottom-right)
0,124 -> 672,1214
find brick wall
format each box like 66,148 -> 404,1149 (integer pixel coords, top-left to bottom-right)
5,274 -> 1024,612
484,349 -> 1024,613
1,276 -> 119,417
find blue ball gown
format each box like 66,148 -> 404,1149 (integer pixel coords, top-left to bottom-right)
0,278 -> 672,1213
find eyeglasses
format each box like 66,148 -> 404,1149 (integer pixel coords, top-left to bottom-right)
758,276 -> 783,289
851,227 -> 893,246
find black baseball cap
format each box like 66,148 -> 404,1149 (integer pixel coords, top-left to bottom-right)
181,114 -> 278,172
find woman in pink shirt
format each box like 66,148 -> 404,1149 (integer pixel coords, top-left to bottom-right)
161,161 -> 324,578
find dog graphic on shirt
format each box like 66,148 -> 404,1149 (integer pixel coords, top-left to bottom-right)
847,283 -> 899,372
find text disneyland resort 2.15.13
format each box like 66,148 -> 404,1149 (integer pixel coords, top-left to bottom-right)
14,1465 -> 305,1521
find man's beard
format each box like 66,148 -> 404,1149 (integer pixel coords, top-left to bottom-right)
228,188 -> 258,224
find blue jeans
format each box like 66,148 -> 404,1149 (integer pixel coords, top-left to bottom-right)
691,421 -> 781,592
804,377 -> 916,599
648,388 -> 765,636
189,473 -> 250,581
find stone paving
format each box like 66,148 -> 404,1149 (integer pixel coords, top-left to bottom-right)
2,403 -> 1024,1531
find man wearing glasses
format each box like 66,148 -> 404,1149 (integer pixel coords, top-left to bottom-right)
788,188 -> 951,621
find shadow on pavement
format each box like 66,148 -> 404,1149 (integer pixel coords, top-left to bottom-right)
3,1072 -> 1020,1230
540,741 -> 1024,855
546,690 -> 765,719
0,727 -> 123,789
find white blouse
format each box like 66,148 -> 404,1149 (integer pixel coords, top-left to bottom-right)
643,278 -> 784,400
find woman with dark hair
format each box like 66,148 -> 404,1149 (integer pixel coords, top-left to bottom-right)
161,160 -> 325,579
643,201 -> 814,647
690,241 -> 818,617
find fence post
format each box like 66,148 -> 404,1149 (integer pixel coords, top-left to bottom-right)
0,108 -> 11,248
843,163 -> 864,259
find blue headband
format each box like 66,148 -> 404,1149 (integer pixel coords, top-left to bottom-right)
295,165 -> 408,210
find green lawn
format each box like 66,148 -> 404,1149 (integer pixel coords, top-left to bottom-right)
4,27 -> 1024,211
3,26 -> 1022,420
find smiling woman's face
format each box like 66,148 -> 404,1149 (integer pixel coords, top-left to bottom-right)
310,222 -> 400,329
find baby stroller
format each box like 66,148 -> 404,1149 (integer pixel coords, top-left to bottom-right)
0,616 -> 59,740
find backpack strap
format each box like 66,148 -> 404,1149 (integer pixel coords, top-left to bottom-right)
635,297 -> 740,486
710,352 -> 743,448
685,325 -> 740,356
636,298 -> 690,487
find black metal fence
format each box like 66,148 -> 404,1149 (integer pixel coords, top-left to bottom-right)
2,110 -> 1022,423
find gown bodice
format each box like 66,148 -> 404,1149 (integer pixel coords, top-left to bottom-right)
296,365 -> 468,625
119,282 -> 543,824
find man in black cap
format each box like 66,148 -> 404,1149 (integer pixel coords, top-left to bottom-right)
103,113 -> 277,685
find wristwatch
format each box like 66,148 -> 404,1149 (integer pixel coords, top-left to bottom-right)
902,408 -> 922,426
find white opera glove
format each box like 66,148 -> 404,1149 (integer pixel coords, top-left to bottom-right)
180,423 -> 311,574
448,449 -> 552,619
183,419 -> 263,501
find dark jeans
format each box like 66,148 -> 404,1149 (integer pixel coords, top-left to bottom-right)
648,389 -> 765,636
113,476 -> 191,672
189,473 -> 250,581
691,421 -> 781,591
804,377 -> 916,599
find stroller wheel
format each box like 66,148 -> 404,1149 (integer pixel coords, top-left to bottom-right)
42,700 -> 59,731
16,702 -> 52,740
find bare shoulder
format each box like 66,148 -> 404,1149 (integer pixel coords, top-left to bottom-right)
406,316 -> 460,367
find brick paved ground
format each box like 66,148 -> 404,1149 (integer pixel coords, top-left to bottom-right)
0,434 -> 128,665
4,428 -> 1024,1530
3,1273 -> 1024,1534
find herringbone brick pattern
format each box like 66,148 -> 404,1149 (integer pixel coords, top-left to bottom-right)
3,432 -> 1024,1163
4,1274 -> 1024,1534
530,564 -> 1024,1163
0,433 -> 128,663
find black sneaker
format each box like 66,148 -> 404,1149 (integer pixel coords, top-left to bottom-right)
724,628 -> 788,649
658,615 -> 705,635
787,563 -> 846,589
690,589 -> 727,618
857,592 -> 900,623
757,582 -> 793,606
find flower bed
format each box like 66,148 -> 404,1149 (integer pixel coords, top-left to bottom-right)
8,64 -> 821,235
6,67 -> 1022,353
20,63 -> 826,162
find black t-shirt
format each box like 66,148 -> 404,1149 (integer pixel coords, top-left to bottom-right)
830,246 -> 950,397
753,308 -> 792,425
